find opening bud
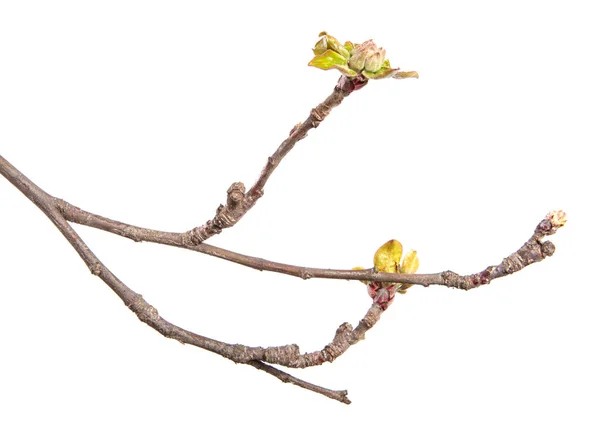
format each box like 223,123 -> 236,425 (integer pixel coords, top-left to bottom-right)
364,47 -> 386,73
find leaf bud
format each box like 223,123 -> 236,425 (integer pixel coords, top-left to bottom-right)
364,47 -> 386,73
349,40 -> 378,73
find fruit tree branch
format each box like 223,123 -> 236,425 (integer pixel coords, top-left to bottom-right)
0,33 -> 567,404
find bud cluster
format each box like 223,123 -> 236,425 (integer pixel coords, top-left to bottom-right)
308,31 -> 419,86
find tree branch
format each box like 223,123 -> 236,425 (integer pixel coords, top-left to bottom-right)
55,197 -> 565,290
0,67 -> 566,405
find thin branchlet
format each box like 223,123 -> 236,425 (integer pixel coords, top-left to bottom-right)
182,86 -> 350,245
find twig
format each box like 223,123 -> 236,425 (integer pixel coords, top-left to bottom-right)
247,361 -> 351,404
182,85 -> 350,245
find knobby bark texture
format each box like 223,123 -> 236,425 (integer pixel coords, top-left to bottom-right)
0,82 -> 566,404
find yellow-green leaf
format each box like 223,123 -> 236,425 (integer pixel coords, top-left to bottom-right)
313,32 -> 350,58
308,49 -> 348,69
399,250 -> 420,292
400,250 -> 419,274
373,239 -> 403,273
308,49 -> 357,76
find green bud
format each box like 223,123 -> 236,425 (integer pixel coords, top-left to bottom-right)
309,33 -> 418,84
349,40 -> 378,72
364,47 -> 386,73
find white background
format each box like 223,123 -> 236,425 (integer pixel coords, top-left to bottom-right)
1,1 -> 598,434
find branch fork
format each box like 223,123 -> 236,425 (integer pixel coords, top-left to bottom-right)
183,182 -> 247,245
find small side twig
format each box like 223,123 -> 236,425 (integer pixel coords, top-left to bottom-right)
247,361 -> 351,404
181,182 -> 247,245
182,85 -> 350,245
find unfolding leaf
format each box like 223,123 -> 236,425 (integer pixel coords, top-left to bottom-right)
373,239 -> 403,273
313,32 -> 350,58
313,36 -> 329,55
308,50 -> 357,76
308,49 -> 349,69
399,250 -> 420,292
400,250 -> 419,274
